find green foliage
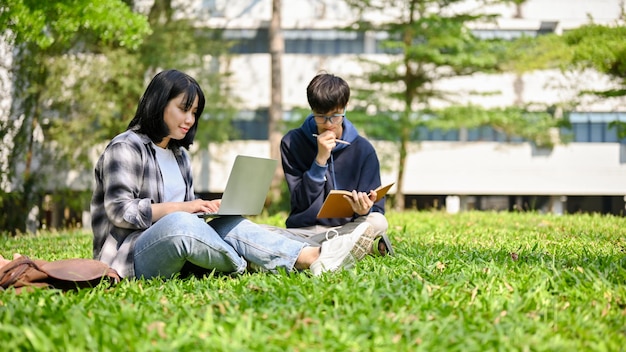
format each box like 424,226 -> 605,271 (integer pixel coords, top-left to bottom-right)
0,0 -> 150,50
0,191 -> 25,233
138,4 -> 241,147
347,109 -> 406,141
0,0 -> 239,233
501,34 -> 572,73
564,24 -> 626,81
426,105 -> 570,147
504,23 -> 626,88
608,120 -> 626,140
0,0 -> 151,233
348,0 -> 506,104
42,49 -> 147,168
345,104 -> 570,147
505,23 -> 626,138
344,1 -> 542,210
1,211 -> 625,351
346,0 -> 606,149
507,23 -> 626,96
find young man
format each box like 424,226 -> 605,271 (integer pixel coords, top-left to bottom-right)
268,73 -> 394,256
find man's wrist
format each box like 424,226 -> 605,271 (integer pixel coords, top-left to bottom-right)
315,158 -> 327,166
307,160 -> 328,182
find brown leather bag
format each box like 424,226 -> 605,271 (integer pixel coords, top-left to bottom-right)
0,256 -> 120,293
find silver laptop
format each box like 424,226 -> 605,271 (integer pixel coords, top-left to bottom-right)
196,155 -> 277,217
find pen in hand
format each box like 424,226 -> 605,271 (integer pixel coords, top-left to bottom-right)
312,134 -> 351,145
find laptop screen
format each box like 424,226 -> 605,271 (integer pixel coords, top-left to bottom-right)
198,155 -> 278,217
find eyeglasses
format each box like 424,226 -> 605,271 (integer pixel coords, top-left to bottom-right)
313,112 -> 345,125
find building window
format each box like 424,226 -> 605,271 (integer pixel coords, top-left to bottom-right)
566,112 -> 626,143
231,110 -> 268,140
224,28 -> 546,55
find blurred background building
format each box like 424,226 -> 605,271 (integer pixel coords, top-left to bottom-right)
2,0 -> 626,231
175,0 -> 626,215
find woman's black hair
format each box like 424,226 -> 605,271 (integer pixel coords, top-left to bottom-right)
127,69 -> 205,150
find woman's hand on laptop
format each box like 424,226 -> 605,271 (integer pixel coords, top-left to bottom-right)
153,199 -> 221,221
187,199 -> 221,214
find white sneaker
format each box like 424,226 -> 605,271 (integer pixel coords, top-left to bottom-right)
310,222 -> 375,276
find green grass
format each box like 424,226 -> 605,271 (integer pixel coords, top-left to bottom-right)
1,211 -> 625,351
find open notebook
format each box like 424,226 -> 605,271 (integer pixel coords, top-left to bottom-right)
195,155 -> 277,217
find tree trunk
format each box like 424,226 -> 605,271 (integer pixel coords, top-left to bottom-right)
394,0 -> 418,212
268,0 -> 284,205
12,54 -> 46,234
395,115 -> 409,211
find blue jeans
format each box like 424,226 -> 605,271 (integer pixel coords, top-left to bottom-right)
133,212 -> 307,279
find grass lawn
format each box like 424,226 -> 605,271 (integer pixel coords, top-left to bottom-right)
1,211 -> 625,351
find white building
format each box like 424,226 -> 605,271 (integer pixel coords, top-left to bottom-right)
177,0 -> 626,215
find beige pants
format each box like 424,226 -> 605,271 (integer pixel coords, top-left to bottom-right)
262,212 -> 388,246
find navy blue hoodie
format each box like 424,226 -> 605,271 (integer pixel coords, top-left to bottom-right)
280,114 -> 385,227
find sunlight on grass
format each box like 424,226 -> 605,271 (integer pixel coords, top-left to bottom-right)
1,211 -> 625,351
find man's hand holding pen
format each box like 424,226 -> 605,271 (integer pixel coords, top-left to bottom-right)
313,132 -> 351,166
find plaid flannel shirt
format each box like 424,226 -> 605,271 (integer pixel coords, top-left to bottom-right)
90,130 -> 195,278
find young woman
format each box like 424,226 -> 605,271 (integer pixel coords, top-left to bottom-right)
90,69 -> 375,279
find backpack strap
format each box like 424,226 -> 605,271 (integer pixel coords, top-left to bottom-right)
0,256 -> 51,291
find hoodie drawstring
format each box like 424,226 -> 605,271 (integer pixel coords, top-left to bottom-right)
329,153 -> 338,190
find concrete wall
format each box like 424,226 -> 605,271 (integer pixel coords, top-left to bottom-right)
397,141 -> 626,196
186,140 -> 626,197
